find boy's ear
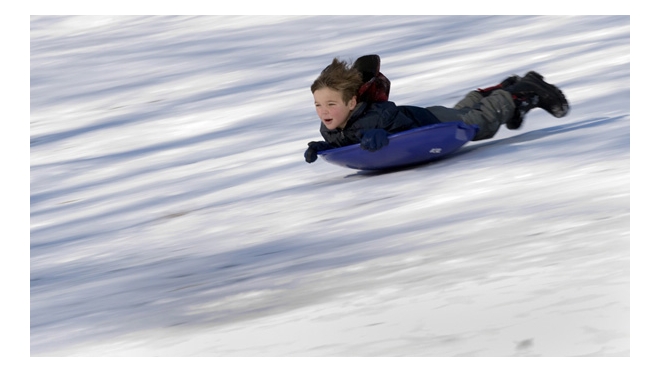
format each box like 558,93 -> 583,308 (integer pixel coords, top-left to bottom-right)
348,95 -> 357,110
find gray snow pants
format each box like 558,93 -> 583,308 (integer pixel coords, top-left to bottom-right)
425,89 -> 516,141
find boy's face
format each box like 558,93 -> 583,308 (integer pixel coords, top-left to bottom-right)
313,87 -> 357,130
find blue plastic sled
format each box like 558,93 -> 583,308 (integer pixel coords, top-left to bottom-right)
318,121 -> 478,170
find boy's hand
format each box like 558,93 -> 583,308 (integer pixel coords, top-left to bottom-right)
305,141 -> 334,163
359,129 -> 389,152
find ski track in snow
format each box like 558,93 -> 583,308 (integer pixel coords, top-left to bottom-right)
30,15 -> 630,356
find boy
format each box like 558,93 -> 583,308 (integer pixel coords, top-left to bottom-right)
304,56 -> 569,163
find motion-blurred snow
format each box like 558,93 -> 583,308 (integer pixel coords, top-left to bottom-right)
30,15 -> 630,356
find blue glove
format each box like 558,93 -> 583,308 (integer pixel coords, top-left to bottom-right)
359,129 -> 390,152
305,141 -> 334,163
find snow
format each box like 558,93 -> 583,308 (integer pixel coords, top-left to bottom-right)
28,15 -> 638,359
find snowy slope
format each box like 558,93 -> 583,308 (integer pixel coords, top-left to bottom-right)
30,15 -> 630,356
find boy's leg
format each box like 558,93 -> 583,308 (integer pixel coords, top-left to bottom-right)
453,91 -> 484,110
453,75 -> 520,110
425,91 -> 486,123
426,90 -> 516,141
459,90 -> 516,140
426,73 -> 567,141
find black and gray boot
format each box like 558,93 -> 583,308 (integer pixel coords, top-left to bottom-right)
477,75 -> 521,97
504,71 -> 569,129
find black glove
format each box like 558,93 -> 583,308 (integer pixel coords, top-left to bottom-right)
305,141 -> 334,163
359,129 -> 390,152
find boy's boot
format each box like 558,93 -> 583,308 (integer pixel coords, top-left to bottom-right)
477,75 -> 521,97
504,71 -> 569,129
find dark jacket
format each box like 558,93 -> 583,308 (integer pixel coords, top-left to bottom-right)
320,101 -> 440,147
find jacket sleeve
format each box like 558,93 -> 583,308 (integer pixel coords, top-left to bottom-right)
363,102 -> 417,134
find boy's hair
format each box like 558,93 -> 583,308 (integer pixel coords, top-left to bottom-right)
311,58 -> 363,104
